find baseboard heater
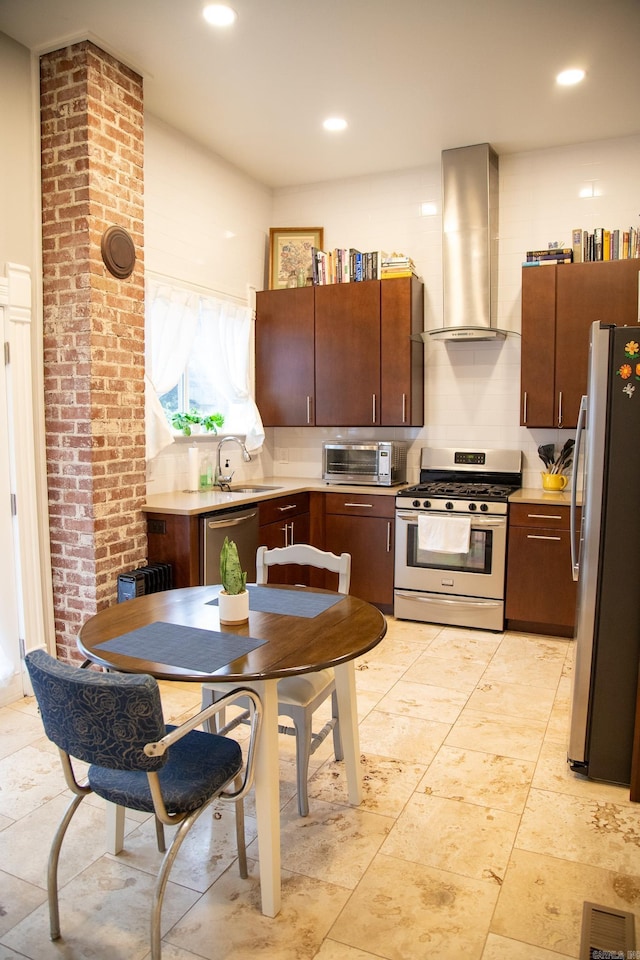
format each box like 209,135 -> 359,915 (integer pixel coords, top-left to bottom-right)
117,563 -> 173,602
580,901 -> 635,958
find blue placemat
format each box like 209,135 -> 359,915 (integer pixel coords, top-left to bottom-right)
207,584 -> 344,618
95,621 -> 267,673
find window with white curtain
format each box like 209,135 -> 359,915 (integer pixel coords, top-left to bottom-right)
144,276 -> 264,460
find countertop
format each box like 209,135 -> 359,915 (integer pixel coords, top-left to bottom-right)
143,479 -> 581,517
509,487 -> 579,507
142,476 -> 403,516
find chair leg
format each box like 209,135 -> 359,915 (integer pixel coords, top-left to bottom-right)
47,792 -> 85,940
291,708 -> 313,817
331,691 -> 344,762
154,816 -> 166,853
149,785 -> 249,960
201,687 -> 224,733
234,774 -> 247,879
150,809 -> 202,960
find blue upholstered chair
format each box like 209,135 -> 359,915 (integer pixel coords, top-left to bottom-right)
202,543 -> 351,816
25,649 -> 262,960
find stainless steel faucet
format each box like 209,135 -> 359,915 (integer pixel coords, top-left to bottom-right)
216,436 -> 252,489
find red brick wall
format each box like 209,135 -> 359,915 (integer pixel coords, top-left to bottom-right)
40,42 -> 146,661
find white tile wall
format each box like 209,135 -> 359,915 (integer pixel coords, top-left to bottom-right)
145,126 -> 640,493
270,135 -> 640,489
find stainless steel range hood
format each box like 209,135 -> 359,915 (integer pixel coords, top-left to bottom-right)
427,143 -> 507,342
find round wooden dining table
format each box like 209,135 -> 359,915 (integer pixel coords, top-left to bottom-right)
77,583 -> 387,918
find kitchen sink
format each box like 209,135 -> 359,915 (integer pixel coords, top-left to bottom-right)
228,485 -> 282,494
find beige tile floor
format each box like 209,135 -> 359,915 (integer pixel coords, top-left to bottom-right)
1,616 -> 639,959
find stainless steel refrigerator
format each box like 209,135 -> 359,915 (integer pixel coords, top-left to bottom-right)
568,321 -> 640,785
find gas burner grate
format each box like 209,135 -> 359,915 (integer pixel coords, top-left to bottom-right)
400,481 -> 518,502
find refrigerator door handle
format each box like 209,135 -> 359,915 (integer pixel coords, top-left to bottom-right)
570,394 -> 587,581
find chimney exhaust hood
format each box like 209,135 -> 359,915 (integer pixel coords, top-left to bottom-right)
427,143 -> 508,342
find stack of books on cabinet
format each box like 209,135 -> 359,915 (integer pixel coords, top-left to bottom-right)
523,248 -> 574,267
311,248 -> 420,284
379,254 -> 419,279
573,227 -> 640,262
522,226 -> 640,267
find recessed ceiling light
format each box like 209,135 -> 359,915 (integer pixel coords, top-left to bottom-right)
556,68 -> 585,86
203,4 -> 237,27
323,117 -> 348,132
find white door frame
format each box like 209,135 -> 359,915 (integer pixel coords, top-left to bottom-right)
1,262 -> 52,705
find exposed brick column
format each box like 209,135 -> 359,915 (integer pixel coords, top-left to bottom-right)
40,42 -> 146,661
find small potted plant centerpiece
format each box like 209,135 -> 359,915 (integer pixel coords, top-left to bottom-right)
218,536 -> 249,624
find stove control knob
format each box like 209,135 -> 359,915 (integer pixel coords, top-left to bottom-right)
468,502 -> 477,511
423,500 -> 431,509
412,500 -> 421,508
480,503 -> 489,512
445,501 -> 454,510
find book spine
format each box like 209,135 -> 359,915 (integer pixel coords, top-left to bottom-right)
526,248 -> 572,259
572,229 -> 582,263
526,252 -> 573,263
594,228 -> 603,261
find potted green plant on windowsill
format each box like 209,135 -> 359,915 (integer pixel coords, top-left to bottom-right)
201,412 -> 225,434
218,536 -> 249,624
171,410 -> 203,436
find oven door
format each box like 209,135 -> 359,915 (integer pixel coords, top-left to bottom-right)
394,508 -> 507,600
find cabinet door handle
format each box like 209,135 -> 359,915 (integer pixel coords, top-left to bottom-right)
557,391 -> 563,428
344,502 -> 373,508
402,393 -> 407,423
372,394 -> 377,424
527,534 -> 562,541
386,520 -> 392,552
522,391 -> 527,424
306,396 -> 312,424
277,504 -> 298,512
289,521 -> 295,545
527,513 -> 563,520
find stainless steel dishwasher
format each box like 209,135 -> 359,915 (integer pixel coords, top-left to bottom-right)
202,506 -> 259,585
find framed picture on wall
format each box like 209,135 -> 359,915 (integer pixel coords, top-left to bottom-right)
268,227 -> 324,289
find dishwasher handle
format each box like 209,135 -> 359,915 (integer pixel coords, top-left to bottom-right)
207,512 -> 258,529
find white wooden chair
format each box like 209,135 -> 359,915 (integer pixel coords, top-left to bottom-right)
202,543 -> 351,816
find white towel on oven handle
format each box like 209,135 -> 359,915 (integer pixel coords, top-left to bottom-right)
418,514 -> 471,554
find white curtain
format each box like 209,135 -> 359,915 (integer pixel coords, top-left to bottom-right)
197,296 -> 265,451
145,277 -> 265,460
145,280 -> 200,460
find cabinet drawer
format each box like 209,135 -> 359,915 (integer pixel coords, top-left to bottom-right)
324,492 -> 395,519
259,493 -> 310,526
509,502 -> 571,531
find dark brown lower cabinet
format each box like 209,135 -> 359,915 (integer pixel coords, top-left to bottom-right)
505,502 -> 579,637
323,493 -> 395,611
146,512 -> 200,588
258,493 -> 312,586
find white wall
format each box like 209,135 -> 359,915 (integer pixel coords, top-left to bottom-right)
269,135 -> 640,488
0,32 -> 36,268
143,114 -> 276,494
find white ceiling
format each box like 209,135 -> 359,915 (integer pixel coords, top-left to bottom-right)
1,0 -> 639,189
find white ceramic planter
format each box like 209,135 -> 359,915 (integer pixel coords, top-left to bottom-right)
218,589 -> 249,625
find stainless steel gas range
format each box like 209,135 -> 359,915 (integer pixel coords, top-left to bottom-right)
394,447 -> 522,631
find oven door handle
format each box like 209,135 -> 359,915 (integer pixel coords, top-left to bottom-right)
396,512 -> 505,528
394,592 -> 502,609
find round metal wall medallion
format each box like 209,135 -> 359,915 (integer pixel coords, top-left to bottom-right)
101,225 -> 136,279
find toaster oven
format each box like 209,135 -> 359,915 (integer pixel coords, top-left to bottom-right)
322,441 -> 407,486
